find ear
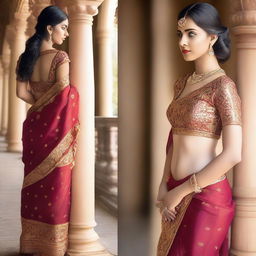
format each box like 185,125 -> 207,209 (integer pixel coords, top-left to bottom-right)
46,25 -> 53,34
210,34 -> 218,46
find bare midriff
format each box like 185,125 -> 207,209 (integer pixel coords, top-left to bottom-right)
170,134 -> 218,181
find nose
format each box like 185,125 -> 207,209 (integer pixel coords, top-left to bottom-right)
179,35 -> 188,48
66,31 -> 69,37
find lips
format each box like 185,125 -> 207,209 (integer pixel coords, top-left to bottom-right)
182,49 -> 191,54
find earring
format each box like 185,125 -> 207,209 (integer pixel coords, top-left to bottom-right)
48,33 -> 52,42
208,43 -> 214,56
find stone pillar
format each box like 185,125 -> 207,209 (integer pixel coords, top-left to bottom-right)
230,1 -> 256,255
0,31 -> 11,137
119,1 -> 151,255
95,0 -> 117,116
66,1 -> 110,255
0,58 -> 3,132
6,3 -> 30,152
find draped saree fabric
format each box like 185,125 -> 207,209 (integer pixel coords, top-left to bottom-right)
157,129 -> 235,256
19,80 -> 80,255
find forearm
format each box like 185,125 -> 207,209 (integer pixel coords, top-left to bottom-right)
18,92 -> 36,105
178,152 -> 241,197
160,145 -> 173,184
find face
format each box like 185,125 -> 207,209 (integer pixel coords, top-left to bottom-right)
48,19 -> 69,45
177,17 -> 217,62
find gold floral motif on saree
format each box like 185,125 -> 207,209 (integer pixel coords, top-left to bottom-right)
20,217 -> 68,256
157,193 -> 194,256
23,123 -> 80,189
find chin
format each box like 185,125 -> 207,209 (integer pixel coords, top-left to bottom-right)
182,56 -> 195,62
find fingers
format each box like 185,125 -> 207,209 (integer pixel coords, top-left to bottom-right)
161,207 -> 177,222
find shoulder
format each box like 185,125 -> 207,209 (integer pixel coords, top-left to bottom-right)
56,50 -> 70,61
218,75 -> 237,89
54,50 -> 70,69
173,73 -> 190,96
214,74 -> 241,103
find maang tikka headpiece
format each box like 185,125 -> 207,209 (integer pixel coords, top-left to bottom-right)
178,12 -> 188,28
178,3 -> 198,28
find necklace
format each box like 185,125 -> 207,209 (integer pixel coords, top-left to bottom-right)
188,68 -> 225,85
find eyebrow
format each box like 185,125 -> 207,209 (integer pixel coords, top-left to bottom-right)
177,28 -> 197,32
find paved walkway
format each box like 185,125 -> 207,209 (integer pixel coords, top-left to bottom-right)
0,136 -> 117,256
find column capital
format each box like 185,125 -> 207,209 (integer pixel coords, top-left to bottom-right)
66,0 -> 104,24
230,0 -> 256,48
29,0 -> 53,18
26,0 -> 52,37
10,2 -> 31,37
231,0 -> 256,26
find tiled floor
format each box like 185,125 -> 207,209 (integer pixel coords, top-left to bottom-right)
0,136 -> 117,256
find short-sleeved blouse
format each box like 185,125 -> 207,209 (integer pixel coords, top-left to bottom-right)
16,49 -> 70,97
166,73 -> 242,139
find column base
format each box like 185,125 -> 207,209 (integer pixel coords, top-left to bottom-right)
67,249 -> 112,256
230,249 -> 256,256
67,224 -> 113,256
7,140 -> 22,152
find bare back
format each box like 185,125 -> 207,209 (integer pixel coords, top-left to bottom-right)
30,51 -> 58,83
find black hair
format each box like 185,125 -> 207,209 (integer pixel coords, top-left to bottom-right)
16,5 -> 68,81
178,2 -> 230,63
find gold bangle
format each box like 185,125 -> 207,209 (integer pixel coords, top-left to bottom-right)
189,173 -> 202,193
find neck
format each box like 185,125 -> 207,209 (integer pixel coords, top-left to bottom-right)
40,39 -> 54,52
194,53 -> 220,74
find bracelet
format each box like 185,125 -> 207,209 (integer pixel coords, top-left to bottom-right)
189,173 -> 202,193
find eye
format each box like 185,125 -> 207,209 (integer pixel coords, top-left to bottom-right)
188,31 -> 196,37
177,32 -> 182,38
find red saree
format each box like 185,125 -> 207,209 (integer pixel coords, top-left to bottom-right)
157,129 -> 235,256
19,81 -> 80,255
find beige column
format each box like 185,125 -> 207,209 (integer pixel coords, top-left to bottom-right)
0,31 -> 11,137
95,0 -> 117,116
230,1 -> 256,255
0,58 -> 3,132
7,3 -> 30,152
119,1 -> 152,255
66,1 -> 110,255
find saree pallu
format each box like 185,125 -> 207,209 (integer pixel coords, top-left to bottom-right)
157,129 -> 235,256
19,82 -> 80,256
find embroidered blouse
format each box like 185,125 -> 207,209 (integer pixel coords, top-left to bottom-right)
166,73 -> 242,139
16,49 -> 70,98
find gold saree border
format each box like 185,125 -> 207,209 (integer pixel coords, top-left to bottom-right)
23,123 -> 80,189
20,217 -> 68,256
157,193 -> 194,256
27,76 -> 70,116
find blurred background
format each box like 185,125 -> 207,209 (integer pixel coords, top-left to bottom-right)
119,0 -> 255,255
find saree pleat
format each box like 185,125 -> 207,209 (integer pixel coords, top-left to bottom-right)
157,128 -> 235,256
20,82 -> 80,256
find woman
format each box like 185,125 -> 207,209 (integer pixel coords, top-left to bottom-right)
156,3 -> 242,256
16,6 -> 79,256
